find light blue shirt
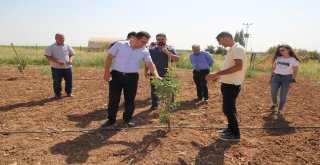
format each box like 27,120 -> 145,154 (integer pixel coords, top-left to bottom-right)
108,41 -> 152,73
189,51 -> 214,70
44,43 -> 75,69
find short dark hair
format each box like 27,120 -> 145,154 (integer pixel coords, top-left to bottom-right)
216,31 -> 233,40
135,31 -> 151,39
156,33 -> 166,38
127,31 -> 136,39
55,33 -> 64,38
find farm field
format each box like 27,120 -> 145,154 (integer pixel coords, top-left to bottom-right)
0,65 -> 319,164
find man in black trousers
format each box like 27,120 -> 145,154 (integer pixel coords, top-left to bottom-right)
206,32 -> 247,141
103,31 -> 161,128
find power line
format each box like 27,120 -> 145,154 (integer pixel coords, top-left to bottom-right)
243,23 -> 253,52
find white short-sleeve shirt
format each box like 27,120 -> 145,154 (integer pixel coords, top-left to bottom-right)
273,56 -> 300,75
44,43 -> 75,69
220,43 -> 247,85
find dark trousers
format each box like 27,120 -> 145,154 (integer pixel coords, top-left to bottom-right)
151,83 -> 158,107
107,70 -> 139,123
193,69 -> 209,99
221,83 -> 241,136
51,67 -> 73,96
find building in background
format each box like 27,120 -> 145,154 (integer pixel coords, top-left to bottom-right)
88,37 -> 122,52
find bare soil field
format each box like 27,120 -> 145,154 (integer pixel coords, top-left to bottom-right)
0,65 -> 319,165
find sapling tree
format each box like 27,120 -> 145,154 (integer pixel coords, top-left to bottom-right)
11,43 -> 26,76
151,65 -> 180,131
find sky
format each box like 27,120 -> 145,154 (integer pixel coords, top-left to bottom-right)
0,0 -> 319,52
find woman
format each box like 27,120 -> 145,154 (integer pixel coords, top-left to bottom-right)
269,44 -> 300,116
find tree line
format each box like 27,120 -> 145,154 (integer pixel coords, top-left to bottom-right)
205,30 -> 319,62
205,30 -> 246,55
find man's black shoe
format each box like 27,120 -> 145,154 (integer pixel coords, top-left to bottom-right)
193,98 -> 202,102
219,134 -> 240,142
150,105 -> 158,111
101,120 -> 116,128
54,95 -> 62,99
67,93 -> 74,97
217,128 -> 231,134
123,122 -> 135,128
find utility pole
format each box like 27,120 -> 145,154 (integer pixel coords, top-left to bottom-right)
243,23 -> 253,52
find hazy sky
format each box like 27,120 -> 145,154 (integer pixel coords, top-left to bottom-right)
1,0 -> 319,52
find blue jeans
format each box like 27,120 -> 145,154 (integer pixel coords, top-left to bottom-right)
271,73 -> 292,110
51,67 -> 73,96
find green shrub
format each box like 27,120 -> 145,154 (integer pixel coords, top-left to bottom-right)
151,65 -> 181,131
39,66 -> 51,76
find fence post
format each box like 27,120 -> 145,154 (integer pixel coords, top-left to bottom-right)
252,53 -> 256,69
249,53 -> 256,70
10,43 -> 25,76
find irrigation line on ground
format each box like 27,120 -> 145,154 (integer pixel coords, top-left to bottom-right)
1,125 -> 319,135
2,77 -> 318,86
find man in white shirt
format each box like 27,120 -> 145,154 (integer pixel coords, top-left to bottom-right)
103,31 -> 161,128
206,31 -> 247,141
45,33 -> 75,99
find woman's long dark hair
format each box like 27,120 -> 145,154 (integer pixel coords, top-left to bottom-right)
272,44 -> 301,63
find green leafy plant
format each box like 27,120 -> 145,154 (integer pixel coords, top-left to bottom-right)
245,69 -> 257,78
40,66 -> 51,76
151,65 -> 181,131
17,58 -> 27,73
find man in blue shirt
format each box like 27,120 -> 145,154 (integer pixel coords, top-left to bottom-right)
103,31 -> 161,128
189,45 -> 214,102
144,33 -> 180,111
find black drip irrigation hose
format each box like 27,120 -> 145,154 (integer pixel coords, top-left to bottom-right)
0,125 -> 319,135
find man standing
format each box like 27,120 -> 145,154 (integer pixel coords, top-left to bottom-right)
109,31 -> 136,49
206,32 -> 246,141
103,31 -> 161,128
126,31 -> 136,40
45,33 -> 75,99
190,45 -> 214,102
145,33 -> 179,111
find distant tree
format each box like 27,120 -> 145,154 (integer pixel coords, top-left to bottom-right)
215,46 -> 228,55
234,31 -> 240,43
295,49 -> 320,62
239,30 -> 245,47
205,45 -> 215,54
267,45 -> 320,62
267,45 -> 280,54
235,30 -> 245,47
